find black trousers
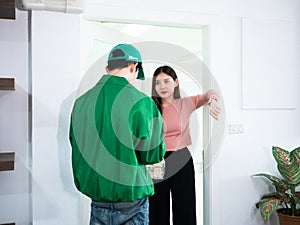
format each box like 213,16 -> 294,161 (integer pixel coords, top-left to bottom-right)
149,148 -> 196,225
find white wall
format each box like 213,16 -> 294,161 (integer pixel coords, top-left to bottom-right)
1,0 -> 299,224
31,10 -> 81,225
0,9 -> 31,225
84,1 -> 300,225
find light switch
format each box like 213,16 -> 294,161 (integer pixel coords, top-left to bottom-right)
228,124 -> 244,134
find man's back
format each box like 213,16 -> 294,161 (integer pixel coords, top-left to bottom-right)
70,75 -> 165,202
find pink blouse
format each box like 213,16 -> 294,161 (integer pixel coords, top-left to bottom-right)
162,94 -> 209,151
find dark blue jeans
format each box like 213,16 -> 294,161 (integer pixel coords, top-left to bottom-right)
90,197 -> 149,225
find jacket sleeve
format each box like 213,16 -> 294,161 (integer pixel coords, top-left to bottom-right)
130,97 -> 166,165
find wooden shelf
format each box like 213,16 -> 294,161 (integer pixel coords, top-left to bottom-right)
0,152 -> 15,171
0,0 -> 15,20
0,78 -> 15,90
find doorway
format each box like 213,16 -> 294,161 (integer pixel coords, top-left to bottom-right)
79,20 -> 209,225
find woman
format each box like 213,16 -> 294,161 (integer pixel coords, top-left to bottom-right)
149,65 -> 220,225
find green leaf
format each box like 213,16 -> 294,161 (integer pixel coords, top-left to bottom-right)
252,173 -> 289,191
278,164 -> 300,185
291,147 -> 300,164
255,196 -> 275,208
291,147 -> 300,186
273,146 -> 294,166
273,146 -> 300,185
296,196 -> 300,205
260,198 -> 281,222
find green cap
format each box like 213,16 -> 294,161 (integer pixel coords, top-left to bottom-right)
108,43 -> 145,80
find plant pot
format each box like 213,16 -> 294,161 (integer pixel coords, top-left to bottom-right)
277,209 -> 300,225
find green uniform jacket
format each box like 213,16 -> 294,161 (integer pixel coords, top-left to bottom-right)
69,75 -> 166,202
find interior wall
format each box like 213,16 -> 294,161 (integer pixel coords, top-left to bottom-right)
0,9 -> 30,225
31,10 -> 81,225
83,1 -> 300,225
85,0 -> 300,22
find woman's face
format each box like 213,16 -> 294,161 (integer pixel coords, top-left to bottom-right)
155,72 -> 178,101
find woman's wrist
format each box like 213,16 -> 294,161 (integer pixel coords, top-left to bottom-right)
208,97 -> 217,105
205,90 -> 219,104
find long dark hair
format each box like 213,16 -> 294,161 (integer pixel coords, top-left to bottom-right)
151,65 -> 181,113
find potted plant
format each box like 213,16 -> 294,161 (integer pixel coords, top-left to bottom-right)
253,146 -> 300,225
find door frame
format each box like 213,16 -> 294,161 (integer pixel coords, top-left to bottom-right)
81,10 -> 226,225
